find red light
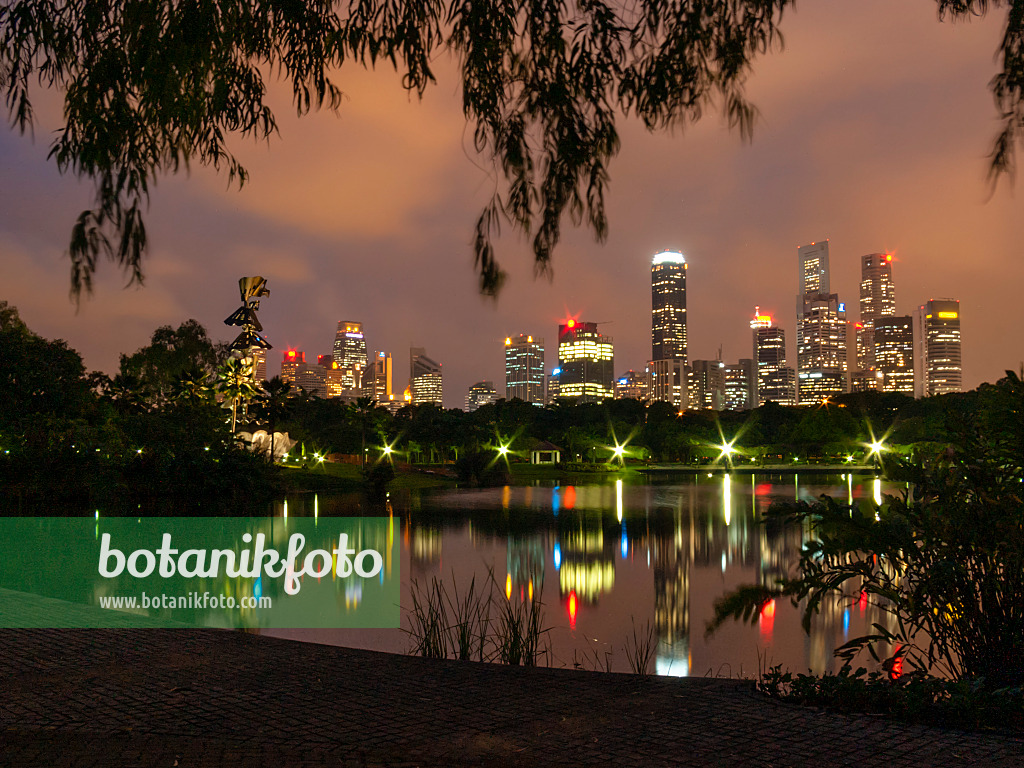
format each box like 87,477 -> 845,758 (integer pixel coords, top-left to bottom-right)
563,486 -> 576,510
567,319 -> 575,328
755,483 -> 772,496
759,598 -> 775,637
889,645 -> 904,680
568,590 -> 577,628
760,599 -> 776,619
287,350 -> 296,359
886,254 -> 893,262
859,591 -> 868,610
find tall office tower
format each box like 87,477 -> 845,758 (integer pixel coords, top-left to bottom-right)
651,250 -> 688,363
914,300 -> 962,397
751,308 -> 796,406
688,359 -> 725,410
504,334 -> 545,405
724,359 -> 755,411
333,321 -> 367,390
874,316 -> 915,395
465,381 -> 498,412
615,369 -> 649,400
856,253 -> 896,370
410,347 -> 443,405
252,349 -> 267,382
333,321 -> 367,367
280,349 -> 304,384
798,241 -> 830,296
363,351 -> 393,404
647,358 -> 688,410
557,320 -> 614,403
796,241 -> 848,403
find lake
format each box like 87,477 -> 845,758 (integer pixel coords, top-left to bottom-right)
266,473 -> 900,677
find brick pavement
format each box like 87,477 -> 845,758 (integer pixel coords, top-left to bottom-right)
0,629 -> 1022,767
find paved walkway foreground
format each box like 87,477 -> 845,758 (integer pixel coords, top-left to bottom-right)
1,629 -> 1023,767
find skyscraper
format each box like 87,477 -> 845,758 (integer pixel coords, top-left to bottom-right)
465,381 -> 498,412
557,320 -> 614,403
914,300 -> 962,397
333,321 -> 367,391
333,321 -> 367,368
410,347 -> 443,405
647,359 -> 687,410
504,334 -> 545,405
281,349 -> 304,384
724,359 -> 755,411
874,316 -> 914,395
796,240 -> 848,402
751,308 -> 795,406
363,352 -> 393,404
651,250 -> 687,362
688,359 -> 725,410
857,253 -> 896,370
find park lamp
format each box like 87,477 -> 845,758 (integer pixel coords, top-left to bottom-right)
611,443 -> 626,464
497,443 -> 510,457
718,440 -> 737,462
868,439 -> 885,457
382,444 -> 393,456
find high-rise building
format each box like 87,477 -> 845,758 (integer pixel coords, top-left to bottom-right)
557,320 -> 614,403
914,300 -> 962,397
332,321 -> 367,391
874,316 -> 914,395
796,240 -> 848,403
333,321 -> 367,368
614,370 -> 649,400
547,367 -> 561,403
410,347 -> 443,406
724,359 -> 755,411
281,349 -> 304,384
689,359 -> 725,410
798,241 -> 830,296
252,349 -> 267,382
647,358 -> 687,410
856,252 -> 896,370
504,334 -> 545,405
751,308 -> 796,406
363,351 -> 393,404
465,381 -> 498,412
651,250 -> 688,363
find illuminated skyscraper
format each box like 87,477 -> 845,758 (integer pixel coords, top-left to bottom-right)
557,320 -> 614,403
280,349 -> 304,384
410,347 -> 443,406
798,241 -> 830,296
856,253 -> 896,370
465,381 -> 498,412
651,250 -> 687,362
724,359 -> 755,411
333,321 -> 367,368
688,359 -> 725,410
751,308 -> 796,406
504,334 -> 545,405
796,240 -> 848,402
874,316 -> 914,395
647,358 -> 687,410
363,352 -> 393,404
333,320 -> 367,391
914,300 -> 962,397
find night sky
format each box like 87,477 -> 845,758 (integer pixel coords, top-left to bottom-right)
2,1 -> 1022,407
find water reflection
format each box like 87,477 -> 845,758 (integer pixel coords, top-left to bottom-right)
267,474 -> 898,677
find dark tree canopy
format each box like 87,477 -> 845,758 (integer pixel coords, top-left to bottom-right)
1,0 -> 1021,297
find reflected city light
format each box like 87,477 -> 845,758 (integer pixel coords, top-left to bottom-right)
616,478 -> 623,522
620,525 -> 628,559
847,473 -> 853,507
505,573 -> 512,600
723,474 -> 732,526
568,590 -> 578,629
553,542 -> 562,570
874,477 -> 882,507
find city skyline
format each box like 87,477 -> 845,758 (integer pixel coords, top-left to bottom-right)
2,2 -> 1022,407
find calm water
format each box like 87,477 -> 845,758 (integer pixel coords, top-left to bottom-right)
267,474 -> 899,677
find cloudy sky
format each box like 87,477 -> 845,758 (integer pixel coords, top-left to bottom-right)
2,0 -> 1021,406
